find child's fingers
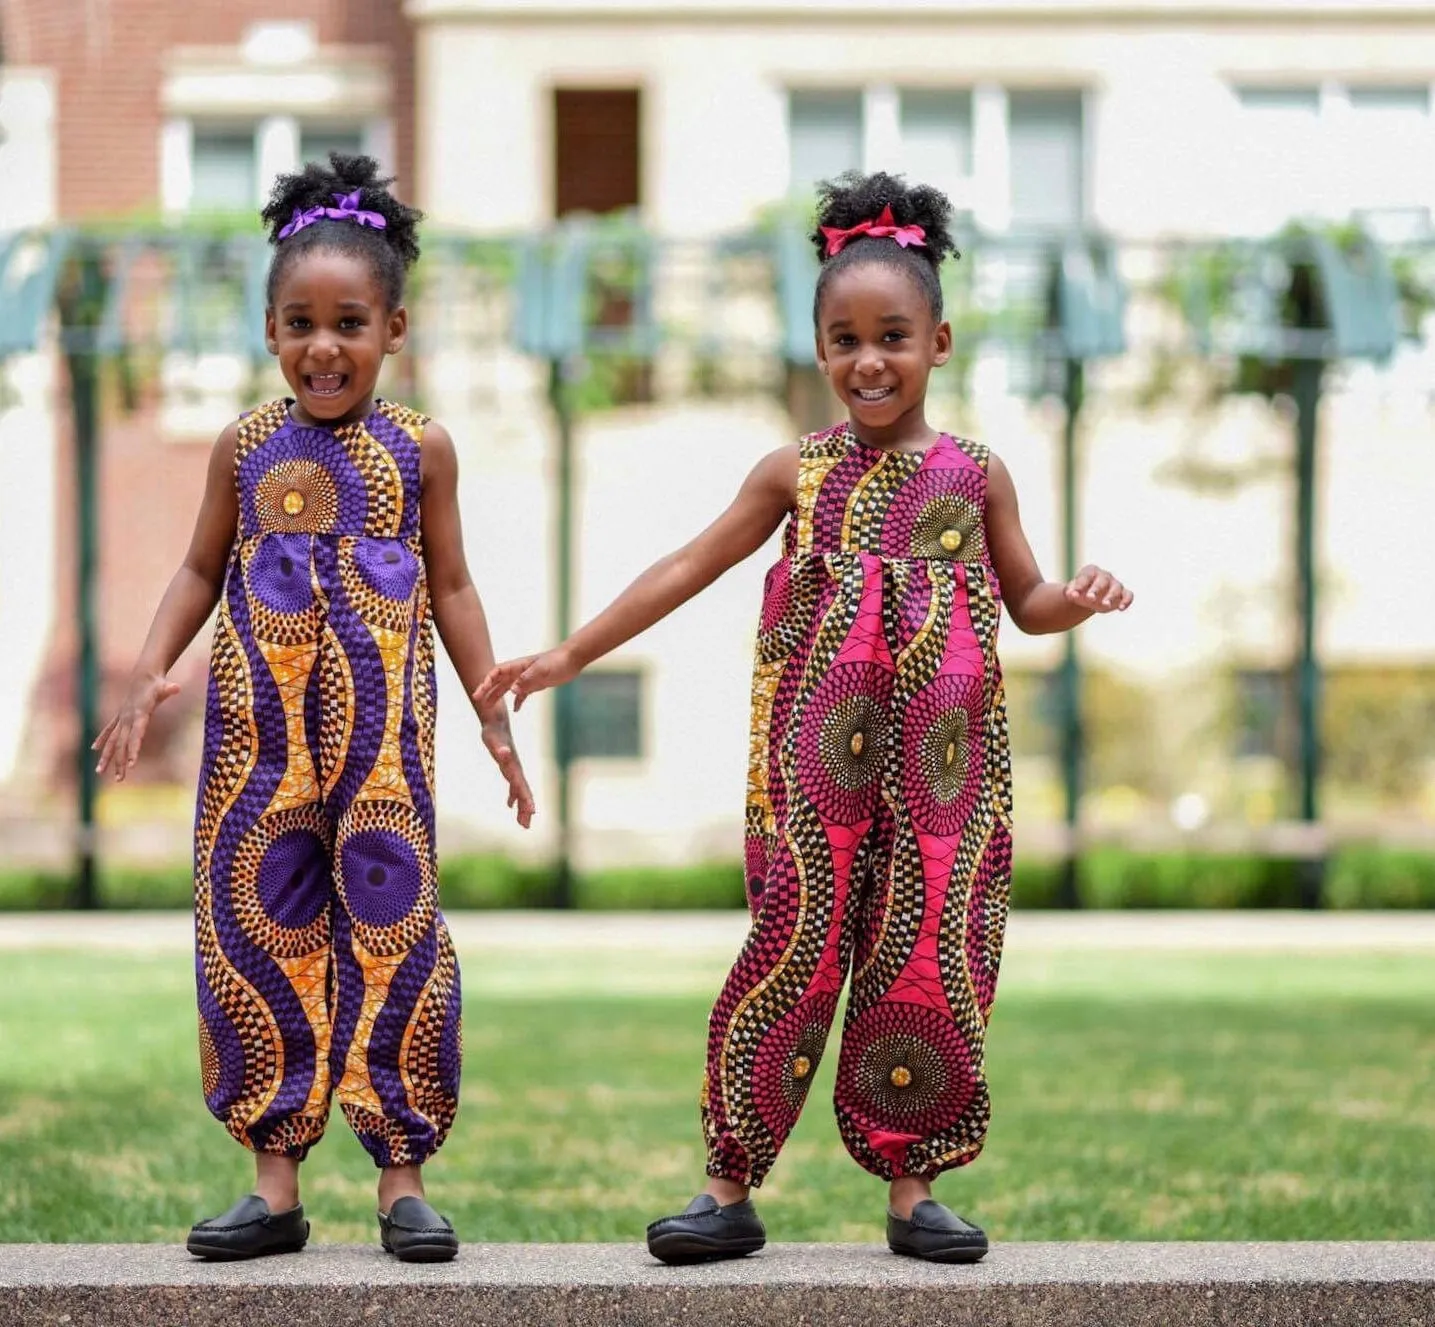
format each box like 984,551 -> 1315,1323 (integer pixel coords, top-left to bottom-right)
1083,572 -> 1112,604
123,716 -> 151,777
91,717 -> 117,751
515,782 -> 536,829
473,660 -> 525,708
1119,588 -> 1134,610
1067,565 -> 1098,595
102,727 -> 128,780
511,667 -> 543,711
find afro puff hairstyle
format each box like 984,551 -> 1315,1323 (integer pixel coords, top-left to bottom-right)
261,153 -> 423,310
810,171 -> 959,324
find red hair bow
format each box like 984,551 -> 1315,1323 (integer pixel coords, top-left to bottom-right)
820,205 -> 927,258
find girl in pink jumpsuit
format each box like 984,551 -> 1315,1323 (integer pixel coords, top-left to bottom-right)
477,171 -> 1133,1264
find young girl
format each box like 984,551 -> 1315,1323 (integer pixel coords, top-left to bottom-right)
477,172 -> 1131,1264
93,154 -> 534,1263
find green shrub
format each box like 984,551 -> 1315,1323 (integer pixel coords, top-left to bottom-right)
576,862 -> 747,911
0,869 -> 74,910
3,847 -> 1434,911
1009,859 -> 1067,909
439,854 -> 551,909
100,865 -> 193,909
1324,846 -> 1435,909
1077,849 -> 1305,909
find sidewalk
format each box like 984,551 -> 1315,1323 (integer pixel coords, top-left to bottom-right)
4,909 -> 1435,953
1,1241 -> 1431,1327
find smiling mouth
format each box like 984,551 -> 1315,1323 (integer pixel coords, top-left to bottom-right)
305,373 -> 347,397
855,386 -> 896,403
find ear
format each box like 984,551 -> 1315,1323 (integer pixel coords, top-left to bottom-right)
264,308 -> 279,357
814,333 -> 829,375
932,318 -> 953,368
386,305 -> 409,355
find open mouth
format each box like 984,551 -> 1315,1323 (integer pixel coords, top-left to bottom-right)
305,373 -> 348,397
855,386 -> 897,403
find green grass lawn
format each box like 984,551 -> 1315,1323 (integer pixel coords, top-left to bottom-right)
0,942 -> 1431,1244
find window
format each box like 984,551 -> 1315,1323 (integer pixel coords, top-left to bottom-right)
788,91 -> 863,194
1234,86 -> 1322,115
1008,91 -> 1085,230
898,90 -> 973,201
1344,87 -> 1435,222
1228,82 -> 1435,230
190,130 -> 257,212
1229,85 -> 1324,231
300,126 -> 365,169
567,669 -> 645,760
1347,86 -> 1431,114
785,83 -> 1088,240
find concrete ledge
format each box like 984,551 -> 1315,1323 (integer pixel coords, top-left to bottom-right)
2,1243 -> 1433,1326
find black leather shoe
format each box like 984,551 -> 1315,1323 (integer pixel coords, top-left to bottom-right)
887,1199 -> 988,1263
646,1194 -> 766,1265
186,1195 -> 309,1261
378,1196 -> 459,1263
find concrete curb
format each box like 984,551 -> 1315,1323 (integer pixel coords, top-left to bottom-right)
1,1242 -> 1432,1326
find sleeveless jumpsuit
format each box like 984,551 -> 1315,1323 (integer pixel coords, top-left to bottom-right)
703,423 -> 1013,1184
193,398 -> 461,1167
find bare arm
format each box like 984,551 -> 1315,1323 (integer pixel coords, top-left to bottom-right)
93,423 -> 240,778
420,421 -> 534,826
985,451 -> 1132,636
475,444 -> 798,708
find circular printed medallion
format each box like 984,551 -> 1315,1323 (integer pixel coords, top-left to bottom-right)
354,539 -> 420,603
751,994 -> 837,1138
335,800 -> 436,956
795,662 -> 893,825
837,1001 -> 977,1136
246,533 -> 314,616
882,466 -> 987,563
901,673 -> 985,836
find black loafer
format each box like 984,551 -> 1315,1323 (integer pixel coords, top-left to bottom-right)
887,1199 -> 988,1264
378,1196 -> 459,1263
646,1194 -> 766,1265
186,1194 -> 309,1261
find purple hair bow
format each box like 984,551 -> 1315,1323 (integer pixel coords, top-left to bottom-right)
277,191 -> 388,241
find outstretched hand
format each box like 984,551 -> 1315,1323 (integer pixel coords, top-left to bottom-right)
92,674 -> 182,782
481,716 -> 536,829
473,647 -> 580,713
1064,564 -> 1133,614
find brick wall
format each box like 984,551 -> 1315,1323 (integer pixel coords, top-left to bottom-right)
2,0 -> 416,218
1,0 -> 417,794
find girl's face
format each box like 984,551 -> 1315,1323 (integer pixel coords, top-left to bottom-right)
815,262 -> 952,447
266,249 -> 407,427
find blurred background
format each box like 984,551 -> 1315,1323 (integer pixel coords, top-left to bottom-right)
3,0 -> 1435,1252
2,0 -> 1435,913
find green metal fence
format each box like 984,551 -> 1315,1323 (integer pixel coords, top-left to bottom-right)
0,218 -> 1420,905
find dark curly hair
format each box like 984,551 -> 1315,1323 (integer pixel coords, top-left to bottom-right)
810,171 -> 959,324
261,153 -> 423,309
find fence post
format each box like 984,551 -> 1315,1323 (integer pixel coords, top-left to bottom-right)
57,240 -> 106,910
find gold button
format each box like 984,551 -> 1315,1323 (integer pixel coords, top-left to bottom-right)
283,489 -> 306,516
939,528 -> 962,553
849,731 -> 865,757
889,1065 -> 913,1089
945,740 -> 957,768
792,1055 -> 812,1080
